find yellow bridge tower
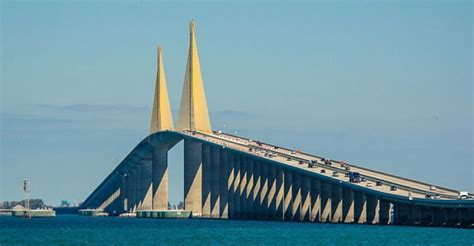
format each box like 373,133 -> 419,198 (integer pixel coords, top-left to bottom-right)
150,46 -> 174,133
176,20 -> 212,133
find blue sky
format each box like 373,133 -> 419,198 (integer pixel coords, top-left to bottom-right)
1,1 -> 472,205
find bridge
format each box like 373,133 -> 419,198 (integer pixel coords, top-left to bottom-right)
80,21 -> 474,228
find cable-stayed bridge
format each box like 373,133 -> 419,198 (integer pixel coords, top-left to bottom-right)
80,21 -> 474,228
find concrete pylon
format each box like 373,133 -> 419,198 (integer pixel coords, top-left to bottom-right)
150,46 -> 174,133
177,21 -> 212,133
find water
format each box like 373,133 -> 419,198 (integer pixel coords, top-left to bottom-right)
0,215 -> 473,245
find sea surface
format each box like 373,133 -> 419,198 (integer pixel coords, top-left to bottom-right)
0,215 -> 473,245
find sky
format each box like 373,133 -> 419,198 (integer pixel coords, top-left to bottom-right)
1,1 -> 472,206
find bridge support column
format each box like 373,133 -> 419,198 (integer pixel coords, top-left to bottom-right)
120,174 -> 127,213
354,191 -> 366,224
152,146 -> 168,210
292,173 -> 302,221
331,185 -> 342,223
300,176 -> 311,221
442,208 -> 458,226
267,165 -> 277,220
134,164 -> 142,211
275,168 -> 284,221
409,205 -> 422,225
184,139 -> 203,217
432,207 -> 446,226
259,161 -> 269,220
227,152 -> 235,218
321,182 -> 332,222
219,149 -> 229,219
366,195 -> 379,224
240,156 -> 248,219
283,170 -> 292,221
342,188 -> 354,223
395,203 -> 409,225
252,161 -> 261,219
130,168 -> 138,212
126,172 -> 133,212
233,154 -> 241,218
210,146 -> 220,218
420,206 -> 433,225
246,159 -> 255,219
310,179 -> 321,222
446,208 -> 458,227
201,144 -> 211,218
140,159 -> 153,210
379,200 -> 391,224
460,208 -> 474,227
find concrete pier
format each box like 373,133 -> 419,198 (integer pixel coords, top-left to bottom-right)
420,206 -> 433,225
184,140 -> 203,217
379,200 -> 391,224
253,161 -> 261,219
125,172 -> 133,212
240,156 -> 248,219
366,195 -> 379,224
140,159 -> 153,210
354,191 -> 367,224
342,188 -> 354,223
233,154 -> 241,218
331,185 -> 342,223
134,164 -> 142,211
152,146 -> 168,210
227,152 -> 235,218
246,159 -> 255,219
201,144 -> 211,218
210,146 -> 220,218
267,165 -> 277,220
292,173 -> 301,221
321,182 -> 332,222
300,176 -> 311,221
310,179 -> 321,222
259,162 -> 269,220
219,149 -> 229,218
275,168 -> 284,220
283,170 -> 292,221
130,169 -> 137,212
433,207 -> 445,226
410,205 -> 422,225
120,174 -> 127,212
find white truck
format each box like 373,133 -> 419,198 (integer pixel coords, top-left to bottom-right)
458,191 -> 471,200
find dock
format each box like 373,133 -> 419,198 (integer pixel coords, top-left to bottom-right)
136,210 -> 191,219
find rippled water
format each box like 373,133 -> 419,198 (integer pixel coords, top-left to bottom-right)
0,215 -> 472,245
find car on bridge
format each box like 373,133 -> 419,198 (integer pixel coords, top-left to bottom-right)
348,172 -> 361,183
425,194 -> 441,200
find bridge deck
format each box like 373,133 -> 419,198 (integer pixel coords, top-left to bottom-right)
183,130 -> 465,201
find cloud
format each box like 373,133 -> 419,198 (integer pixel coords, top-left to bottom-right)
36,104 -> 149,113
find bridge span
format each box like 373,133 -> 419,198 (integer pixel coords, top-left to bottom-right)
81,130 -> 474,227
80,21 -> 473,228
